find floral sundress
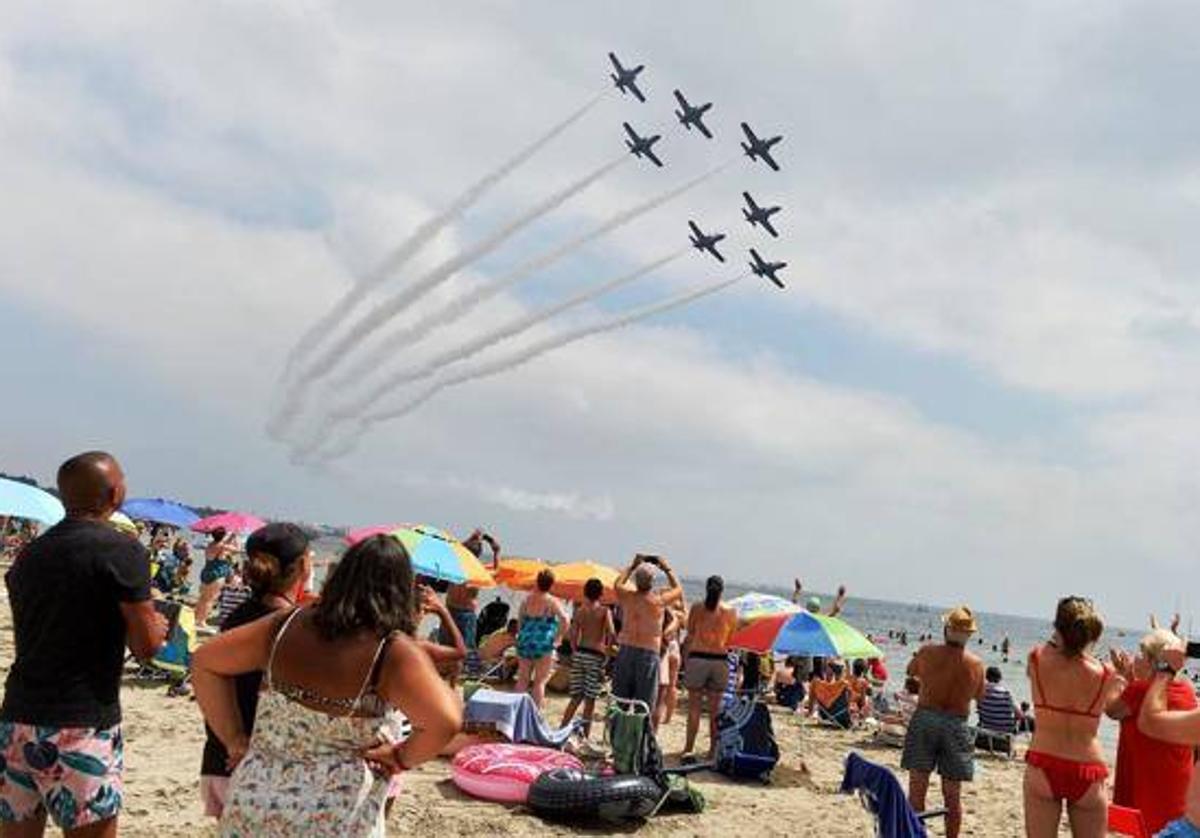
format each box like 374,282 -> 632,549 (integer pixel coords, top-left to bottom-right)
219,610 -> 408,838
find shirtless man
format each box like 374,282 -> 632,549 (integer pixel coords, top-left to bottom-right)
902,606 -> 986,838
682,575 -> 737,760
442,529 -> 501,650
1138,638 -> 1200,837
561,579 -> 616,736
613,554 -> 684,719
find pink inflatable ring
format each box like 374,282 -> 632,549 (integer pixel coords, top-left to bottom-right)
451,743 -> 583,804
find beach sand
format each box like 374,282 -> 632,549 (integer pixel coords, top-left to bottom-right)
0,599 -> 1032,837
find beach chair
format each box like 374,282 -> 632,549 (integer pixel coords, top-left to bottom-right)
816,689 -> 854,730
970,725 -> 1016,760
1107,805 -> 1151,838
841,752 -> 946,838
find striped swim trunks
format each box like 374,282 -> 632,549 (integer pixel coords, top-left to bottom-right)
569,648 -> 606,699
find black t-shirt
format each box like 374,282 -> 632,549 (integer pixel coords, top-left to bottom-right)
1,518 -> 151,728
200,597 -> 278,777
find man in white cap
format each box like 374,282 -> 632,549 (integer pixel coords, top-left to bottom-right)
901,605 -> 985,838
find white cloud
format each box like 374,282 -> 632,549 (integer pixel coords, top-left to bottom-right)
1,1 -> 1198,625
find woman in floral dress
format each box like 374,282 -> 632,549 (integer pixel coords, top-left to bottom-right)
193,535 -> 462,837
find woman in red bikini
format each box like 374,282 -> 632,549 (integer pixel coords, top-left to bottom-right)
1023,596 -> 1126,837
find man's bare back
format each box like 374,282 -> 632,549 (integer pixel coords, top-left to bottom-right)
618,590 -> 666,653
909,643 -> 985,717
573,602 -> 613,653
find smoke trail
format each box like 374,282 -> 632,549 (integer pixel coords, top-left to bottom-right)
306,275 -> 743,464
271,153 -> 628,434
331,159 -> 733,388
278,91 -> 605,383
291,250 -> 688,457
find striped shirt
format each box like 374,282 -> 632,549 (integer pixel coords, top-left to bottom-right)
216,584 -> 253,626
977,682 -> 1017,733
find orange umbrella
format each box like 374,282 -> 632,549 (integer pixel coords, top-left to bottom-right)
545,560 -> 620,604
494,557 -> 549,589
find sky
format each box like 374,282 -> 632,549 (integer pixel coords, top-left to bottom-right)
2,1 -> 1198,627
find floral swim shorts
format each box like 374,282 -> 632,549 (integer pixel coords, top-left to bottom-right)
0,722 -> 124,829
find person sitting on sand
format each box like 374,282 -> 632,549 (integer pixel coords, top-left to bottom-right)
514,570 -> 570,710
848,658 -> 873,717
902,605 -> 986,838
0,452 -> 167,837
806,661 -> 854,727
1023,596 -> 1124,838
975,666 -> 1018,752
194,534 -> 462,836
199,522 -> 313,818
561,578 -> 616,737
681,575 -> 738,762
1107,628 -> 1196,834
612,554 -> 684,721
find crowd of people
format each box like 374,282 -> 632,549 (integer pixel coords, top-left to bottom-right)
4,450 -> 1200,837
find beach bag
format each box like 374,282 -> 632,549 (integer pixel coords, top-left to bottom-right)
716,696 -> 779,782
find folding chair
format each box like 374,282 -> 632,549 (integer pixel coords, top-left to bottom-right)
841,752 -> 946,838
970,726 -> 1016,760
1107,805 -> 1151,838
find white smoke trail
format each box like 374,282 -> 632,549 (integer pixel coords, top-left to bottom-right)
291,250 -> 688,458
278,91 -> 605,383
305,274 -> 744,464
330,160 -> 733,388
270,153 -> 628,434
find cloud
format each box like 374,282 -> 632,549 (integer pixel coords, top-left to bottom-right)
1,1 -> 1199,626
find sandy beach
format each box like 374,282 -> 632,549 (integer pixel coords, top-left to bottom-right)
0,587 -> 1038,837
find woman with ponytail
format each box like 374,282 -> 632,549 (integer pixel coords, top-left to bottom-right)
680,575 -> 737,762
1023,596 -> 1126,837
198,523 -> 313,818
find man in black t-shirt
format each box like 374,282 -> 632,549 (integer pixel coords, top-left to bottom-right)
0,452 -> 167,836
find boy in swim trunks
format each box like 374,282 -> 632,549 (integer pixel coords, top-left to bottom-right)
561,579 -> 616,736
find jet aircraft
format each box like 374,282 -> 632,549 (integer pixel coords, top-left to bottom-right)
740,122 -> 783,171
749,248 -> 787,289
688,220 -> 726,262
623,123 -> 663,167
673,90 -> 713,139
608,52 -> 646,102
742,192 -> 781,238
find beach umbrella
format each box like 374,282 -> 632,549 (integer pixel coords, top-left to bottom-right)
493,557 -> 549,588
727,592 -> 802,624
543,560 -> 620,603
729,611 -> 883,660
0,477 -> 64,525
384,524 -> 495,587
192,511 -> 266,535
345,524 -> 413,545
121,497 -> 200,529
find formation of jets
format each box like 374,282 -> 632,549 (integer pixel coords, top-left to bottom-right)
608,51 -> 788,291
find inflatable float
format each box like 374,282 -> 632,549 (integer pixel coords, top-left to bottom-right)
451,743 -> 582,804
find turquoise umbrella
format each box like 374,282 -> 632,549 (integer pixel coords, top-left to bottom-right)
0,477 -> 64,525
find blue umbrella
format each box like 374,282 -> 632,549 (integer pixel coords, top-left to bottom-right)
0,477 -> 64,525
121,498 -> 200,529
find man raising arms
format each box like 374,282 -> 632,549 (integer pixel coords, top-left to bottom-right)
0,452 -> 167,838
612,554 -> 684,721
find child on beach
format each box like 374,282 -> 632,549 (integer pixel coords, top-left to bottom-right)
561,578 -> 615,736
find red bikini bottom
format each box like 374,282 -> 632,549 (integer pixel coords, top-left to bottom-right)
1026,750 -> 1108,803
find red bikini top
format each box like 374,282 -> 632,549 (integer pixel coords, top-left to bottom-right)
1030,646 -> 1111,718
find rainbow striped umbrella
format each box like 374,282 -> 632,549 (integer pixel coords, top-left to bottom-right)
381,525 -> 494,587
729,611 -> 882,660
727,592 -> 802,623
